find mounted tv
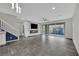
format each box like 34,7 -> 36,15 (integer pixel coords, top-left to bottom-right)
31,24 -> 38,29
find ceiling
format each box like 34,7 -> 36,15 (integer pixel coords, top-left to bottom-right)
0,3 -> 77,23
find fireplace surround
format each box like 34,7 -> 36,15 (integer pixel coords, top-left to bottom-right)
30,30 -> 38,33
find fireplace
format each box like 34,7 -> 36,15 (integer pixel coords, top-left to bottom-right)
30,30 -> 38,33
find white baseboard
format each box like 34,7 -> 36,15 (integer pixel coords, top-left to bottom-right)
6,39 -> 18,43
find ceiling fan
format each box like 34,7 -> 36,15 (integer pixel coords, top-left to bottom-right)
42,17 -> 48,23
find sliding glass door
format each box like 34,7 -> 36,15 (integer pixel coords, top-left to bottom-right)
49,23 -> 65,36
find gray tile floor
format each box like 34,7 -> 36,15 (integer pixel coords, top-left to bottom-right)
0,35 -> 78,56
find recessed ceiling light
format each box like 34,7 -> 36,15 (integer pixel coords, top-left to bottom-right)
52,7 -> 55,10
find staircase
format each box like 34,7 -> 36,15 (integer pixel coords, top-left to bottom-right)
0,19 -> 19,43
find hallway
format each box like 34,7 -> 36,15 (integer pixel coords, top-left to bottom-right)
0,35 -> 78,56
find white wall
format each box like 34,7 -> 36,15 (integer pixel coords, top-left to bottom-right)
72,4 -> 79,54
65,19 -> 73,39
18,23 -> 24,36
24,21 -> 30,37
0,32 -> 6,45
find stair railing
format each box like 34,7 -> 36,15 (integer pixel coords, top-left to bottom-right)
0,19 -> 19,40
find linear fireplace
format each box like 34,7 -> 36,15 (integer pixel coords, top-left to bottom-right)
30,29 -> 38,33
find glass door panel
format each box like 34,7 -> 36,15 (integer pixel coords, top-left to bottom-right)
49,23 -> 65,35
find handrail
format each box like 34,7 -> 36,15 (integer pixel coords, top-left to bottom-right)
0,19 -> 18,32
0,19 -> 19,37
